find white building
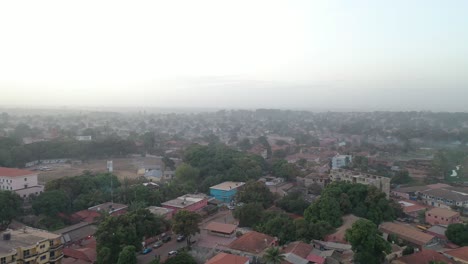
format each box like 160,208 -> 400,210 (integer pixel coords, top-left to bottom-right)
331,154 -> 352,169
0,167 -> 44,198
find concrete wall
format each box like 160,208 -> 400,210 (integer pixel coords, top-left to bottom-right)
426,212 -> 460,226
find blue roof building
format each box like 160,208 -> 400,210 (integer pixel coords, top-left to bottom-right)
209,181 -> 245,203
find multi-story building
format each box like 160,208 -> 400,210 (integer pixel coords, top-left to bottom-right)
0,227 -> 63,264
331,154 -> 352,169
0,167 -> 44,198
329,169 -> 390,197
421,187 -> 468,209
161,193 -> 208,216
209,182 -> 245,203
425,207 -> 461,225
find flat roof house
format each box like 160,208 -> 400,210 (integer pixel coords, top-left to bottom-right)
161,193 -> 208,215
210,181 -> 245,203
425,207 -> 461,226
0,167 -> 44,198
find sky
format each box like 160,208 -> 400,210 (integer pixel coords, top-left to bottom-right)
1,0 -> 467,111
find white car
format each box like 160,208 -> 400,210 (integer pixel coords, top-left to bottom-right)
168,250 -> 178,256
227,205 -> 235,210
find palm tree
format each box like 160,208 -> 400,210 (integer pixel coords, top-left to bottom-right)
263,247 -> 285,264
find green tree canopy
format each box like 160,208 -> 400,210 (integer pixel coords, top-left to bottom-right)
276,191 -> 310,215
32,190 -> 69,216
235,181 -> 276,208
263,247 -> 285,264
446,223 -> 468,246
0,190 -> 22,230
171,210 -> 202,247
164,251 -> 197,264
345,219 -> 391,264
233,203 -> 265,227
117,245 -> 137,264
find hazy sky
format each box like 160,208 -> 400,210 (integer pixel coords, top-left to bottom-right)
1,0 -> 467,111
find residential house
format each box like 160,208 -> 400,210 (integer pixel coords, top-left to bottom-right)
398,200 -> 427,218
204,222 -> 237,238
330,169 -> 390,198
391,249 -> 455,264
55,222 -> 97,246
146,206 -> 174,220
421,187 -> 468,209
426,225 -> 449,243
63,247 -> 96,263
228,231 -> 277,257
379,222 -> 438,250
444,246 -> 468,263
281,241 -> 321,264
87,202 -> 128,216
0,227 -> 63,264
425,207 -> 461,225
205,252 -> 249,264
298,173 -> 330,188
209,182 -> 245,203
161,193 -> 208,216
0,167 -> 44,198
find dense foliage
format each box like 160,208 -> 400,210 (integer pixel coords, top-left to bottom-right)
304,182 -> 401,227
271,160 -> 300,181
446,223 -> 468,246
183,144 -> 265,192
164,251 -> 197,264
235,181 -> 276,208
117,245 -> 137,264
95,209 -> 169,264
0,190 -> 22,230
171,210 -> 202,247
276,191 -> 310,215
345,219 -> 391,264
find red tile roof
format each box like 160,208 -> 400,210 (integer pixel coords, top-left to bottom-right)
72,210 -> 101,224
282,241 -> 313,258
229,231 -> 276,254
205,253 -> 249,264
306,254 -> 326,264
445,246 -> 468,261
0,167 -> 35,177
394,250 -> 455,264
63,248 -> 96,263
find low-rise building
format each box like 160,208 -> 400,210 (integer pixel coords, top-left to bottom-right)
330,169 -> 390,197
421,187 -> 468,209
203,222 -> 237,238
87,202 -> 128,216
331,154 -> 352,169
379,222 -> 438,250
392,249 -> 455,264
205,252 -> 249,264
228,231 -> 277,257
161,193 -> 208,215
398,200 -> 427,218
209,182 -> 245,203
444,246 -> 468,263
298,173 -> 330,188
0,227 -> 63,264
0,167 -> 44,198
146,206 -> 174,220
425,207 -> 461,225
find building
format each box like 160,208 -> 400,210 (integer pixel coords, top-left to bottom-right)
444,246 -> 468,263
421,187 -> 468,209
146,206 -> 174,220
281,241 -> 318,264
161,193 -> 208,215
331,154 -> 352,169
298,173 -> 330,188
205,252 -> 249,264
379,222 -> 438,250
204,222 -> 237,238
0,167 -> 44,198
209,182 -> 245,203
0,227 -> 63,264
398,200 -> 427,218
75,136 -> 92,141
329,169 -> 390,197
87,202 -> 128,216
229,231 -> 277,256
425,207 -> 461,225
392,249 -> 455,264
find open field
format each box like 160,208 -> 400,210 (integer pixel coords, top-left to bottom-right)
37,157 -> 164,184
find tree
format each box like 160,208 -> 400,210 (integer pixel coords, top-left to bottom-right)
162,156 -> 176,170
276,191 -> 310,215
345,219 -> 391,264
97,247 -> 111,264
236,181 -> 275,208
32,190 -> 69,216
402,246 -> 414,255
164,251 -> 197,264
271,160 -> 300,181
263,247 -> 285,264
391,170 -> 412,185
233,203 -> 264,227
446,223 -> 468,246
117,245 -> 137,264
237,138 -> 252,151
171,210 -> 201,248
0,190 -> 22,230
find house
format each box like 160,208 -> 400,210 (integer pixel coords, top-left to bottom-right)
87,202 -> 128,216
209,182 -> 245,203
425,207 -> 461,225
229,231 -> 277,256
331,154 -> 352,169
444,246 -> 468,263
55,222 -> 98,245
281,241 -> 318,264
426,225 -> 448,242
329,169 -> 390,198
421,187 -> 468,209
0,167 -> 44,198
379,222 -> 438,250
0,227 -> 63,264
205,252 -> 249,264
161,193 -> 208,215
146,206 -> 174,220
397,200 -> 427,218
298,173 -> 330,188
204,222 -> 237,238
391,249 -> 455,264
63,247 -> 96,263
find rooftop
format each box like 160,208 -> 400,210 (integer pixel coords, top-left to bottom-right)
88,202 -> 128,214
146,206 -> 173,216
422,188 -> 468,202
63,247 -> 97,263
445,246 -> 468,261
282,241 -> 313,259
379,222 -> 435,246
426,207 -> 459,218
204,222 -> 237,234
229,231 -> 276,254
0,227 -> 61,255
393,249 -> 455,264
210,181 -> 245,191
161,193 -> 208,209
0,167 -> 36,177
205,252 -> 249,264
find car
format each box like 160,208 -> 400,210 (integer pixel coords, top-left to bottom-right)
153,241 -> 163,248
142,248 -> 152,254
162,236 -> 171,243
227,205 -> 235,210
168,250 -> 178,256
176,235 -> 185,242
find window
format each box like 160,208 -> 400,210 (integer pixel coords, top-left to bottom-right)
24,178 -> 27,181
1,257 -> 6,264
40,255 -> 46,260
40,244 -> 45,249
24,249 -> 30,257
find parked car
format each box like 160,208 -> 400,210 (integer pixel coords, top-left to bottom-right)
153,241 -> 163,248
168,250 -> 178,256
227,205 -> 235,210
162,236 -> 171,243
142,248 -> 152,254
176,235 -> 185,242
